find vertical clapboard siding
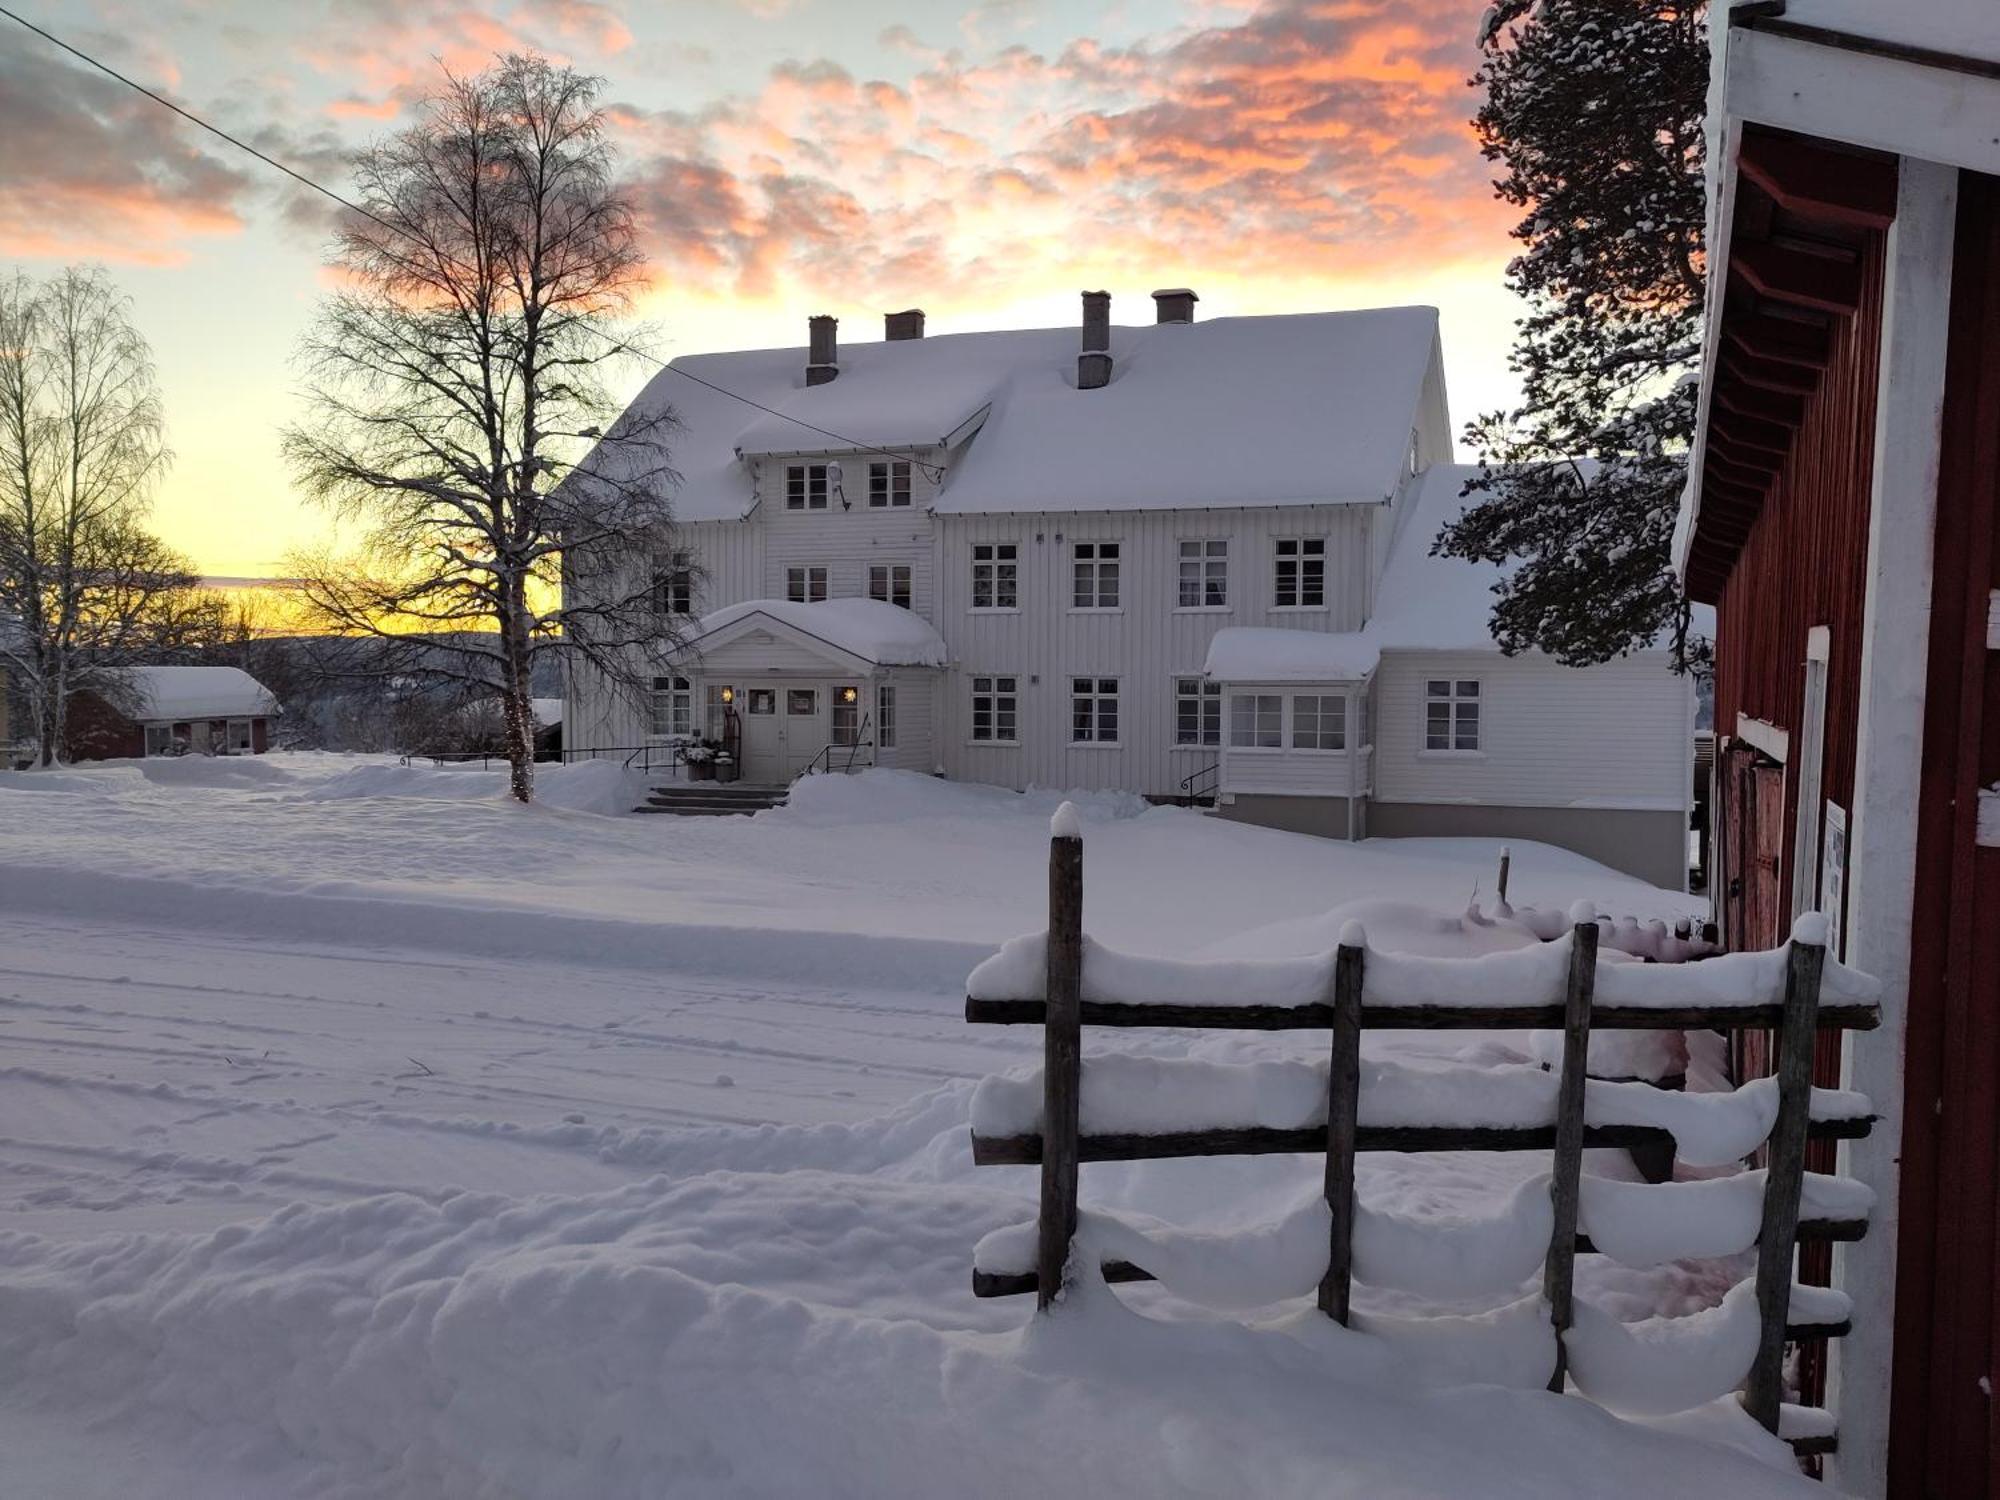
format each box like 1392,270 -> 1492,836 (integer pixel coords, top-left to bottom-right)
873,670 -> 935,773
752,452 -> 939,616
1372,650 -> 1690,811
935,505 -> 1378,795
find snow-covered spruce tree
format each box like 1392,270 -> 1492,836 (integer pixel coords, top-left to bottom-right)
1438,0 -> 1709,670
0,266 -> 200,766
284,55 -> 682,802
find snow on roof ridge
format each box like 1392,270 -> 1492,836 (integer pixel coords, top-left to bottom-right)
688,596 -> 947,668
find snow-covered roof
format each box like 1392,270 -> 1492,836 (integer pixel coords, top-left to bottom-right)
124,666 -> 276,722
584,308 -> 1441,522
685,597 -> 947,669
1367,464 -> 1509,651
1204,628 -> 1379,683
531,698 -> 563,727
1761,0 -> 1999,66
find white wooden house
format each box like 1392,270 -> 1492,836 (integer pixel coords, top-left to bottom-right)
567,292 -> 1693,885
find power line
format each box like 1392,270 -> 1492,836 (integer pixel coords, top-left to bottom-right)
0,4 -> 949,482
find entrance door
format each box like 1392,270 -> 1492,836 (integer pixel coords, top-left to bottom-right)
737,682 -> 830,782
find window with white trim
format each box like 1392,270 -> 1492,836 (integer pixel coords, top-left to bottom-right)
649,675 -> 693,737
785,463 -> 829,510
1072,542 -> 1120,609
1273,537 -> 1325,608
1070,677 -> 1119,743
877,684 -> 897,749
868,563 -> 912,609
1291,694 -> 1345,751
786,565 -> 828,603
651,553 -> 693,614
705,684 -> 733,739
971,543 -> 1017,610
868,460 -> 912,507
1178,538 -> 1227,608
1425,678 -> 1481,751
144,723 -> 177,757
1174,677 -> 1221,746
223,718 -> 254,753
1229,693 -> 1282,748
971,675 -> 1018,743
832,684 -> 862,745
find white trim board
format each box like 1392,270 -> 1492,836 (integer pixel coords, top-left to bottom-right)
1736,713 -> 1791,763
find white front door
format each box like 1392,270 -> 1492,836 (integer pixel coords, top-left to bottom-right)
738,682 -> 830,782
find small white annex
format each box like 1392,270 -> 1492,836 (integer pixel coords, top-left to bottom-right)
567,292 -> 1694,885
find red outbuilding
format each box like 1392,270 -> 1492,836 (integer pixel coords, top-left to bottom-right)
64,665 -> 278,761
1681,4 -> 2000,1494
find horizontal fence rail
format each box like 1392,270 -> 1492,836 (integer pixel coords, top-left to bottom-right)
965,809 -> 1881,1467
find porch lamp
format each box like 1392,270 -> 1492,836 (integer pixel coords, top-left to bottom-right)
840,686 -> 859,703
720,686 -> 735,703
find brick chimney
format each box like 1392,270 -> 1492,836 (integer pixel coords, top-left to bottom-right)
1152,287 -> 1198,324
807,314 -> 838,385
884,308 -> 925,341
1078,290 -> 1111,390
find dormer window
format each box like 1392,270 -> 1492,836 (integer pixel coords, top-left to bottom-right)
786,463 -> 829,510
869,460 -> 912,507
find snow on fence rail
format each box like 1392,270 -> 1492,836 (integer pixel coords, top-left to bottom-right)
963,805 -> 1883,1459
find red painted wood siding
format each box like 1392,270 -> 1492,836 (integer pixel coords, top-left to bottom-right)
1892,168 -> 2000,1500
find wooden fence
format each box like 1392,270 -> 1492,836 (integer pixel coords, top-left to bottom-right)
965,818 -> 1880,1458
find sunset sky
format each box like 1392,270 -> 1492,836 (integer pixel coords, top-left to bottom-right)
1,0 -> 1522,580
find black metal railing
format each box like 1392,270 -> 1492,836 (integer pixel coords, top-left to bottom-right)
1178,758 -> 1220,806
560,742 -> 736,780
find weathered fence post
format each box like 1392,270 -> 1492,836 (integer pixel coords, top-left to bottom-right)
1744,917 -> 1827,1430
1037,804 -> 1085,1310
1543,906 -> 1599,1391
1317,929 -> 1366,1324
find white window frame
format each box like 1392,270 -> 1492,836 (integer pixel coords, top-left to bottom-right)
1071,541 -> 1121,611
651,554 -> 694,615
1423,678 -> 1482,754
143,723 -> 177,757
1273,536 -> 1326,609
971,543 -> 1018,612
832,684 -> 862,746
970,675 -> 1019,745
223,718 -> 253,754
1290,694 -> 1346,752
786,564 -> 829,603
1173,676 -> 1222,748
649,675 -> 694,739
1177,538 -> 1228,610
785,463 -> 829,511
868,563 -> 912,609
1229,693 -> 1284,750
868,459 -> 912,507
876,684 -> 897,749
1070,676 -> 1119,745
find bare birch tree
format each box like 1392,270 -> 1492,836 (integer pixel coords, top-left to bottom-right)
0,266 -> 189,765
283,54 -> 682,802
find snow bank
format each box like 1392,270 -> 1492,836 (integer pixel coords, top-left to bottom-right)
780,768 -> 1149,830
967,931 -> 1333,1006
294,759 -> 644,816
1567,1281 -> 1762,1415
1578,1170 -> 1874,1267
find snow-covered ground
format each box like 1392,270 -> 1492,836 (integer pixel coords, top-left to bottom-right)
0,755 -> 1821,1497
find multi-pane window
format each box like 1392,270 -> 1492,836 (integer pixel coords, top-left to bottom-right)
971,543 -> 1018,610
1072,542 -> 1120,609
1273,537 -> 1326,608
971,676 -> 1019,743
785,463 -> 829,510
649,675 -> 693,738
1291,694 -> 1346,751
877,685 -> 897,749
786,565 -> 828,603
1070,677 -> 1119,743
651,554 -> 693,614
869,564 -> 912,609
1425,679 -> 1481,751
868,460 -> 912,507
1229,693 -> 1283,748
1178,539 -> 1228,608
705,684 -> 733,739
1174,677 -> 1222,746
832,685 -> 861,745
144,724 -> 177,757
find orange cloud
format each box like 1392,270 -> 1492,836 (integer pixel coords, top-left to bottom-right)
618,0 -> 1509,311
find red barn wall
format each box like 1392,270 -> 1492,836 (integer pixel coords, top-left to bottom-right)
1711,234 -> 1887,941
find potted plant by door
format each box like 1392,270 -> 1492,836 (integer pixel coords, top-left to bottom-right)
683,742 -> 717,781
